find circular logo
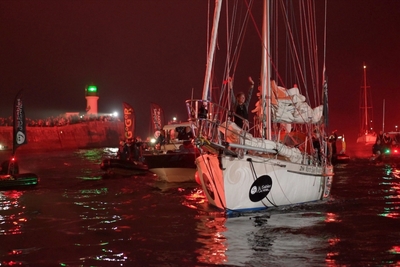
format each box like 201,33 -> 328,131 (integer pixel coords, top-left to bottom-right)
16,131 -> 26,145
249,175 -> 272,202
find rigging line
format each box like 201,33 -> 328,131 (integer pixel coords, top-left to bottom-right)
321,0 -> 328,117
279,1 -> 315,107
203,154 -> 227,210
245,0 -> 280,89
302,0 -> 315,106
229,0 -> 253,78
247,158 -> 278,208
218,1 -> 253,118
221,0 -> 253,93
273,1 -> 323,125
306,0 -> 320,106
269,160 -> 297,205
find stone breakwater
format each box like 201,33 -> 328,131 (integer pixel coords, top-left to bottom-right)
0,121 -> 124,151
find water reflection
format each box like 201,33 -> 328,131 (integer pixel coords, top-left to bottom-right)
379,165 -> 400,219
59,186 -> 135,265
2,150 -> 400,266
0,190 -> 26,236
192,208 -> 329,266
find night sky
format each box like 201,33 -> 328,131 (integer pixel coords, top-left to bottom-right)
1,0 -> 400,143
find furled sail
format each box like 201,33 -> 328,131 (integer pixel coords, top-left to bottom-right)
256,80 -> 324,124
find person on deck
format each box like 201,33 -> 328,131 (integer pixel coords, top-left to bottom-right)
376,130 -> 384,144
153,130 -> 166,150
117,140 -> 128,160
178,126 -> 194,141
312,131 -> 322,165
229,76 -> 255,129
130,137 -> 144,161
125,138 -> 135,160
382,132 -> 392,152
372,139 -> 383,162
327,130 -> 338,164
328,130 -> 338,157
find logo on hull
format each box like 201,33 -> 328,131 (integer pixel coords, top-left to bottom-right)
249,175 -> 272,202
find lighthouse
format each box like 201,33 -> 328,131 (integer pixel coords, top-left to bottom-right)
85,84 -> 99,115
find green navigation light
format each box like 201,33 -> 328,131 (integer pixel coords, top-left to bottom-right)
87,85 -> 97,92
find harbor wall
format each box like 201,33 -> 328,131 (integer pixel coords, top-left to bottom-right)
0,121 -> 124,151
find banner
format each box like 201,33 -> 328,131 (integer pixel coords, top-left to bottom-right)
122,102 -> 135,140
13,90 -> 27,155
150,103 -> 164,133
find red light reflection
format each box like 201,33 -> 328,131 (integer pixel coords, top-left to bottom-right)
0,190 -> 26,235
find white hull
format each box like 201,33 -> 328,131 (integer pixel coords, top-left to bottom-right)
356,133 -> 376,145
196,154 -> 333,212
149,167 -> 196,183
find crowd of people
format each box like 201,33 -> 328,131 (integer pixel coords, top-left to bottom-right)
116,137 -> 144,162
0,113 -> 120,127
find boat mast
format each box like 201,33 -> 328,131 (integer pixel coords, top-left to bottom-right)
202,0 -> 222,101
261,0 -> 271,139
382,98 -> 385,132
362,64 -> 368,134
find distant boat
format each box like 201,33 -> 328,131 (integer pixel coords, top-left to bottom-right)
144,121 -> 199,183
356,64 -> 377,145
100,102 -> 149,176
0,90 -> 39,190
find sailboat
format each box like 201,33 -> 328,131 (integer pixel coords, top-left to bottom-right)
0,90 -> 39,189
186,0 -> 333,213
356,64 -> 376,145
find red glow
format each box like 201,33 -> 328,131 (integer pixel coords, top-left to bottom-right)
325,212 -> 341,223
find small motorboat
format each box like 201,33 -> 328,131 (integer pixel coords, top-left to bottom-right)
0,172 -> 39,190
144,122 -> 199,182
0,90 -> 40,190
100,158 -> 149,176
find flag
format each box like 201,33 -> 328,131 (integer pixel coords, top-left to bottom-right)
150,103 -> 164,133
122,102 -> 135,140
13,90 -> 27,155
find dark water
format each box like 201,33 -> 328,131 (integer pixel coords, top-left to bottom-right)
1,149 -> 400,267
